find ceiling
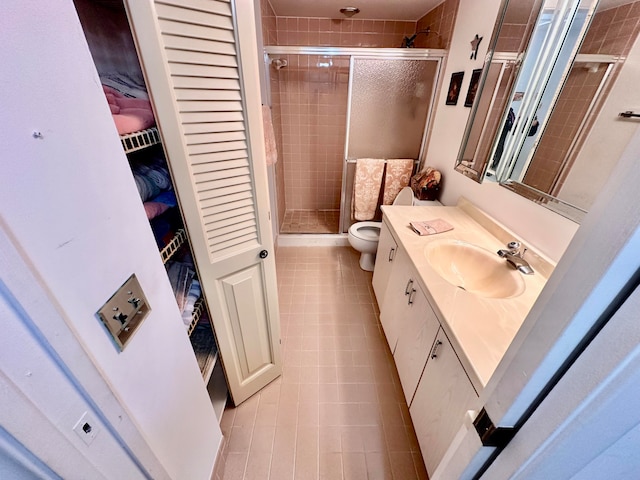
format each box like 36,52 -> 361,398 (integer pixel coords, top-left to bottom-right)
267,0 -> 444,21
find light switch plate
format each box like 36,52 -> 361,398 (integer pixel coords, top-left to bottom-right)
97,274 -> 151,351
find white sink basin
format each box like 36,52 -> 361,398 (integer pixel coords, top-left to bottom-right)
424,240 -> 525,299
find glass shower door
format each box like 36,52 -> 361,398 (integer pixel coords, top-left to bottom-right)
341,57 -> 440,231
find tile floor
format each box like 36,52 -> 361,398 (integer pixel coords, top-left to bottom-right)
214,247 -> 427,480
280,210 -> 341,234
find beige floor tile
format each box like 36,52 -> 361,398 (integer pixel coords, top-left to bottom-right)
227,426 -> 252,454
249,426 -> 275,455
295,447 -> 319,480
221,453 -> 247,480
319,426 -> 342,453
365,452 -> 393,480
343,452 -> 368,480
214,247 -> 427,480
389,451 -> 419,480
243,452 -> 271,480
319,452 -> 344,480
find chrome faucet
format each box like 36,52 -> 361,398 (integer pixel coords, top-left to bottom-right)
497,241 -> 534,275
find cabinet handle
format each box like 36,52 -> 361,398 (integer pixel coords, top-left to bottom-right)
430,340 -> 443,359
404,279 -> 413,295
388,247 -> 396,262
259,249 -> 269,259
408,288 -> 416,305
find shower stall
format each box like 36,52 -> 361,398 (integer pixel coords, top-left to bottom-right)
264,47 -> 444,234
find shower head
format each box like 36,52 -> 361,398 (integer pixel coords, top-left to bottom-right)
402,27 -> 433,48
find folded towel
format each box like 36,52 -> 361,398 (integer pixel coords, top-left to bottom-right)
383,159 -> 414,205
352,158 -> 385,221
262,105 -> 278,166
112,109 -> 156,135
410,219 -> 453,236
103,84 -> 156,134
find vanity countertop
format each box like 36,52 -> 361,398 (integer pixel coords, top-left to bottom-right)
381,200 -> 554,391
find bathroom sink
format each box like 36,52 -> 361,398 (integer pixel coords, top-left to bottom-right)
424,240 -> 525,299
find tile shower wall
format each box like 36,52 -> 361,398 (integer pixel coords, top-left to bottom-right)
276,55 -> 350,212
260,0 -> 277,46
260,0 -> 287,231
414,0 -> 459,49
494,0 -> 540,53
275,17 -> 416,48
261,0 -> 458,232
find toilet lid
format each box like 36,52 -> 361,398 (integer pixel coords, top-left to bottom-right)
393,186 -> 414,206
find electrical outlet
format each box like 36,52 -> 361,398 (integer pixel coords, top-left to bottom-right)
73,412 -> 99,446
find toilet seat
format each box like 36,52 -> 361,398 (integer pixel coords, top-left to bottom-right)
349,221 -> 381,241
348,187 -> 441,271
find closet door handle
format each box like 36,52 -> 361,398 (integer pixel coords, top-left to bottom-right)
430,340 -> 443,359
407,288 -> 416,305
388,247 -> 396,262
404,279 -> 413,295
259,249 -> 269,259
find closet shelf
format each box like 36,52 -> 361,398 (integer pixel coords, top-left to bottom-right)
120,127 -> 160,153
190,322 -> 218,383
187,296 -> 205,336
160,229 -> 187,264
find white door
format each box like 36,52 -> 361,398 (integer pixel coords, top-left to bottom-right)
125,0 -> 281,405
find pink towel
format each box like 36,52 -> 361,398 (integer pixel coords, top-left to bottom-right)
262,105 -> 278,166
383,159 -> 414,205
112,109 -> 156,135
103,84 -> 155,134
352,159 -> 385,221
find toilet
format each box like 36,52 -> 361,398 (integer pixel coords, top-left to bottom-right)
348,187 -> 442,271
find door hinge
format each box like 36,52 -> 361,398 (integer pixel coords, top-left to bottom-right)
473,408 -> 516,448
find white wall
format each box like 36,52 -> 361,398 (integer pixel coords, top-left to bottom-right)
0,2 -> 220,479
425,0 -> 580,262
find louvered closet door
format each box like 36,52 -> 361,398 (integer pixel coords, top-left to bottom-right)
125,0 -> 281,405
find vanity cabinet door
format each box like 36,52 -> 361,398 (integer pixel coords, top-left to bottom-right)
379,246 -> 412,353
410,328 -> 478,476
393,282 -> 440,406
372,221 -> 398,307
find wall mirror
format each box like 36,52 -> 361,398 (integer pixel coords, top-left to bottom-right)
455,0 -> 639,223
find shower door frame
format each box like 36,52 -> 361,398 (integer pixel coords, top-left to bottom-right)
264,46 -> 445,235
341,53 -> 444,233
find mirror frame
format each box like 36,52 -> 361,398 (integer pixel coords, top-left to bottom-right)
455,0 -> 605,223
455,0 -> 543,182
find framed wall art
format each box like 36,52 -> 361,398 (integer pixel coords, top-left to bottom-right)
446,71 -> 464,105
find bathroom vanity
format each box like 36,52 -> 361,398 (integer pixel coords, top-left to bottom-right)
373,198 -> 553,476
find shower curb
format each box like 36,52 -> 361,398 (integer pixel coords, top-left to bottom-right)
276,234 -> 350,248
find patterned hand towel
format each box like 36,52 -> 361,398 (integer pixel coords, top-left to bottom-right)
383,159 -> 414,205
352,159 -> 385,221
262,105 -> 278,166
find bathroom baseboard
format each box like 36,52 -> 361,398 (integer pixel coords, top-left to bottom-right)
276,234 -> 350,248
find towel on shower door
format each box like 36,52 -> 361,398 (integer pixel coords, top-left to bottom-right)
262,105 -> 278,166
382,159 -> 415,205
352,158 -> 385,221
